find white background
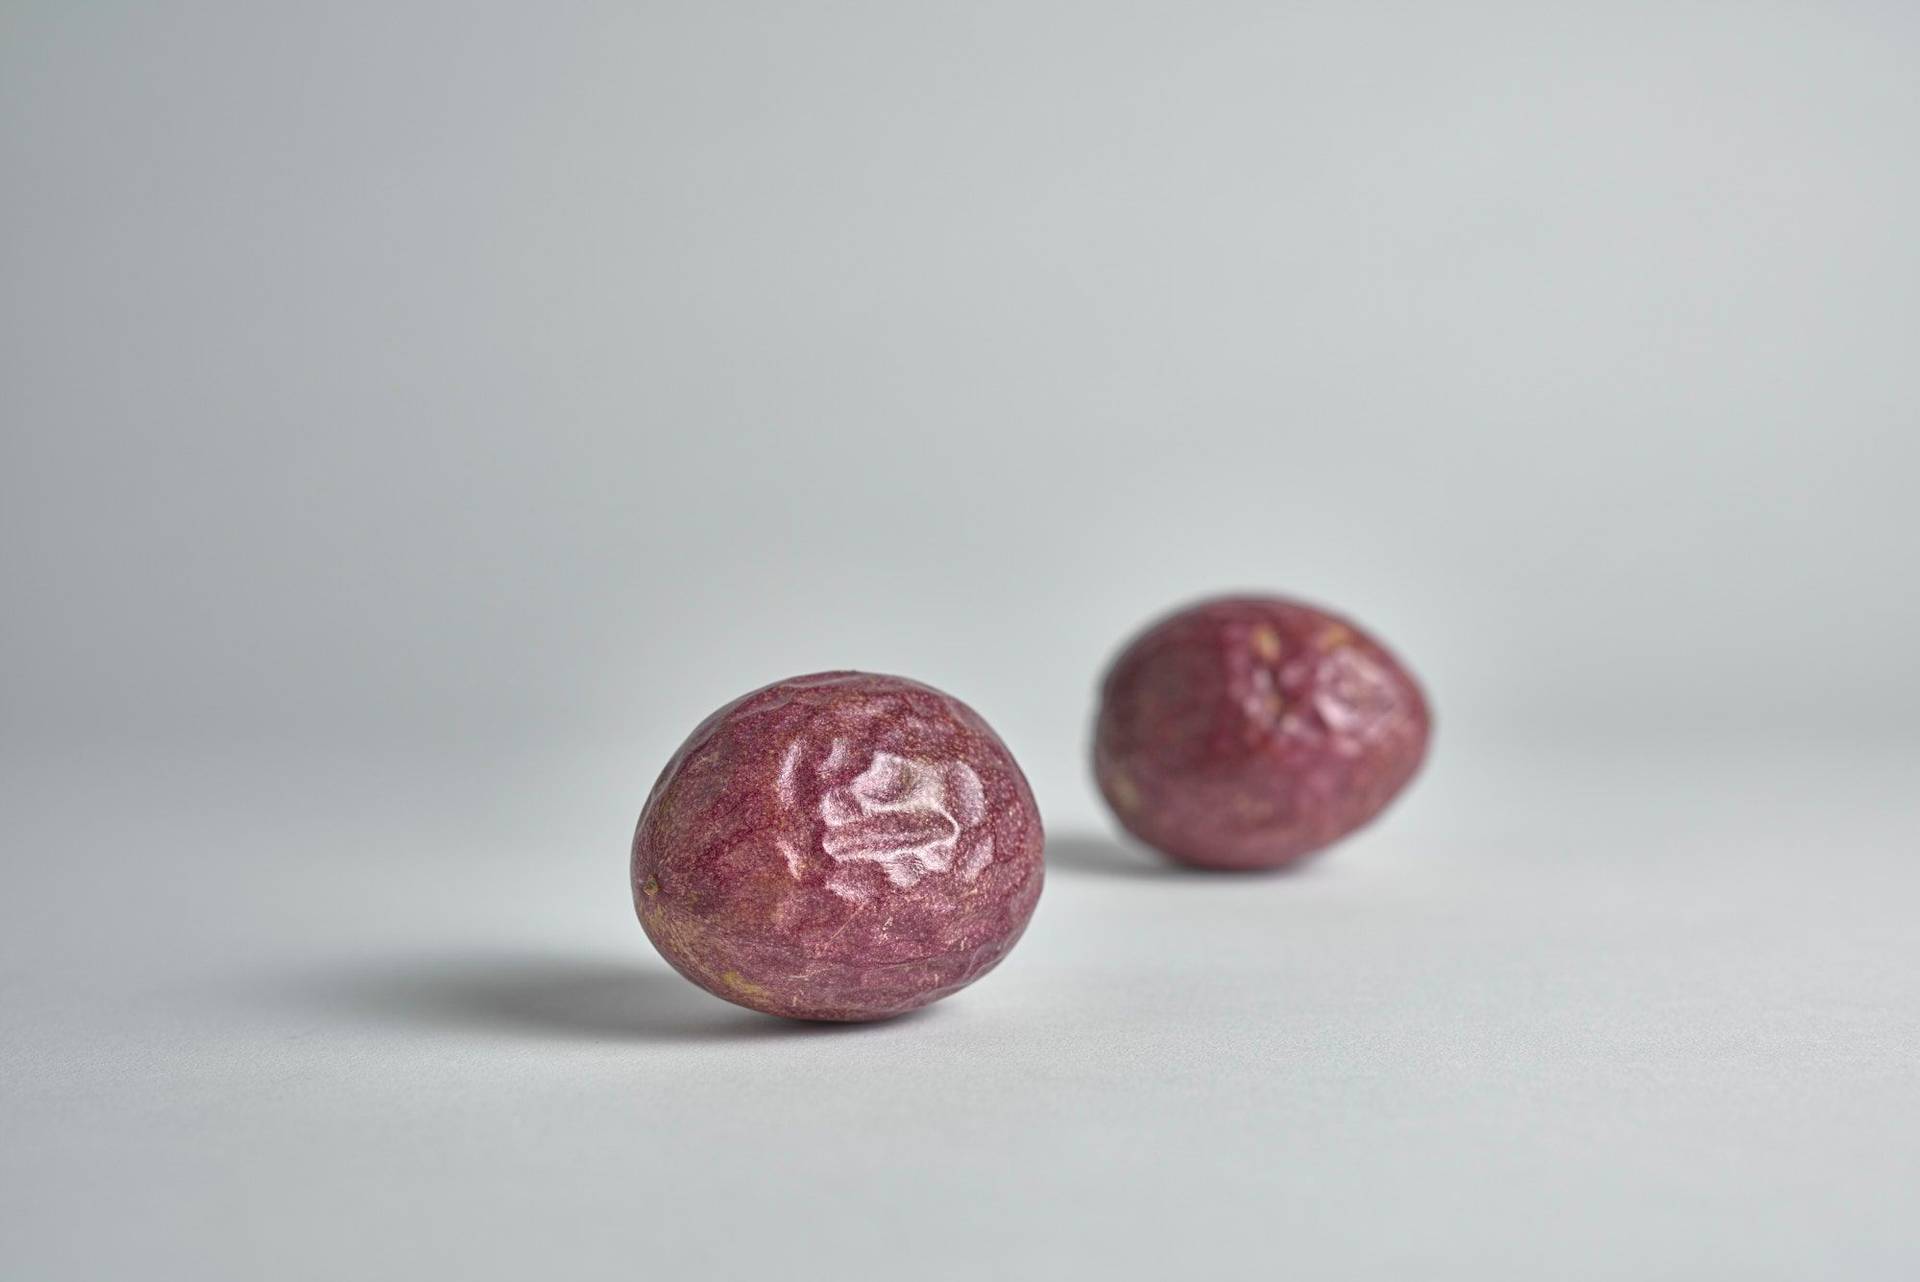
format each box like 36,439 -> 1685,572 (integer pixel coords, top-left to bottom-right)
4,3 -> 1917,1278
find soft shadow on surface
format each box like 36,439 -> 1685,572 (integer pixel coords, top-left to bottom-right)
284,951 -> 912,1045
1046,831 -> 1201,880
1046,830 -> 1325,881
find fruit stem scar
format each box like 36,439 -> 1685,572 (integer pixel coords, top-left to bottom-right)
642,876 -> 660,898
1250,625 -> 1282,661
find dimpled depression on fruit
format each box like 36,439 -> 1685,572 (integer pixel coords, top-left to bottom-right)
632,672 -> 1045,1021
1094,596 -> 1430,871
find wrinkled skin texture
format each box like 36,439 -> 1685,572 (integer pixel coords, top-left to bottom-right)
1094,596 -> 1430,871
633,672 -> 1045,1021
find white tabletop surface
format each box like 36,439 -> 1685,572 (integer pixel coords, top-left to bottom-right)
5,734 -> 1914,1280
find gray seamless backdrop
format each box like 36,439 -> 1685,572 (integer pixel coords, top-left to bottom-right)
4,4 -> 1918,1280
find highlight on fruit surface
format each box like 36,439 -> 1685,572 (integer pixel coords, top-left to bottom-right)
632,671 -> 1045,1021
1093,595 -> 1430,871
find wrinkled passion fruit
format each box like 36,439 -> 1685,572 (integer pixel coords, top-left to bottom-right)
1094,596 -> 1430,871
633,672 -> 1044,1021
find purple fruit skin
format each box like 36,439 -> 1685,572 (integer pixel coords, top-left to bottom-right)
632,672 -> 1045,1022
1094,596 -> 1431,871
